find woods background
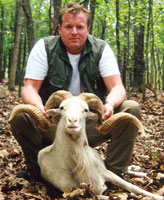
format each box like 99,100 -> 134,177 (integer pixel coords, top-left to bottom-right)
0,1 -> 164,199
0,0 -> 163,99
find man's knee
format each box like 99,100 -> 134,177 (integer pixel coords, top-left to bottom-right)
9,112 -> 38,139
117,100 -> 141,119
10,113 -> 27,131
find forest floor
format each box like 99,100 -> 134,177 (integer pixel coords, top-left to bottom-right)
0,81 -> 164,200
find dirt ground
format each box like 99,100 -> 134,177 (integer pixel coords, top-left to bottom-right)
0,82 -> 164,200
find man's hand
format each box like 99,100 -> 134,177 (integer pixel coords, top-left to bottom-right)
102,103 -> 114,120
37,105 -> 55,131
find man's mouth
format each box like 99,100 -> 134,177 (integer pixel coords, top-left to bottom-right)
70,38 -> 79,41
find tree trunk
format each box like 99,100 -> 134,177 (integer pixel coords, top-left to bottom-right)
3,51 -> 7,80
156,48 -> 161,90
15,38 -> 22,85
143,0 -> 152,101
162,54 -> 164,90
9,0 -> 23,90
145,0 -> 152,85
22,0 -> 35,52
18,34 -> 27,97
150,0 -> 156,89
132,0 -> 145,93
126,0 -> 131,99
101,19 -> 106,40
49,0 -> 54,35
89,0 -> 96,34
122,31 -> 127,88
51,0 -> 61,35
0,3 -> 4,82
116,0 -> 122,71
133,24 -> 145,93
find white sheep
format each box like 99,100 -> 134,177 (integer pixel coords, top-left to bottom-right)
9,90 -> 164,200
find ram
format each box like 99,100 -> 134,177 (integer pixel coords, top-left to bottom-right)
9,90 -> 164,200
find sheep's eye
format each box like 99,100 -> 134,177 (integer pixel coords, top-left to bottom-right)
60,106 -> 64,110
84,109 -> 88,112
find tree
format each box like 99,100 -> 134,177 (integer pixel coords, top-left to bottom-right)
50,0 -> 61,35
132,0 -> 146,92
121,0 -> 131,92
89,0 -> 96,34
0,2 -> 4,82
162,53 -> 164,90
22,0 -> 35,52
116,0 -> 122,70
9,0 -> 23,90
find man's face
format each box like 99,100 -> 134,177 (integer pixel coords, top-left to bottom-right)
58,11 -> 90,54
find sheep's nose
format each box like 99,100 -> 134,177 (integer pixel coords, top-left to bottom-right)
68,118 -> 77,123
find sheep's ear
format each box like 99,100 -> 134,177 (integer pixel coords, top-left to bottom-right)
87,111 -> 98,120
46,109 -> 61,118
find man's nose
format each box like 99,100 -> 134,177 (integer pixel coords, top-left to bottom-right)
72,27 -> 78,34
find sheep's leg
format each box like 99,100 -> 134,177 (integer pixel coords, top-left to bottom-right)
103,169 -> 164,200
126,165 -> 142,172
124,165 -> 147,177
49,174 -> 78,192
97,194 -> 109,200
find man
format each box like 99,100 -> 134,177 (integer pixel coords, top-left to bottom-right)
10,3 -> 141,180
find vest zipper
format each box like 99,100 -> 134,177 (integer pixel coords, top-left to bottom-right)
94,80 -> 97,89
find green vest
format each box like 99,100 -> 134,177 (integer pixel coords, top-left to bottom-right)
39,35 -> 107,104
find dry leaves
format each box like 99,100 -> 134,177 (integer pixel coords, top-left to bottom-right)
0,82 -> 164,199
62,183 -> 98,199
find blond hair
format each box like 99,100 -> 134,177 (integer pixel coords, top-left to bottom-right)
59,2 -> 90,26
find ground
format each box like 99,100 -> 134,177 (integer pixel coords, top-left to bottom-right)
0,81 -> 164,200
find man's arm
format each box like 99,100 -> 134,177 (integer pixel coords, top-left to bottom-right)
102,74 -> 126,120
21,79 -> 45,114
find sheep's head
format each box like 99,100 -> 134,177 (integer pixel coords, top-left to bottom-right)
46,96 -> 98,139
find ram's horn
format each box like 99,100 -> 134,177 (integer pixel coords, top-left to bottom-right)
78,93 -> 104,124
97,112 -> 145,135
44,90 -> 73,111
8,104 -> 52,131
78,93 -> 144,135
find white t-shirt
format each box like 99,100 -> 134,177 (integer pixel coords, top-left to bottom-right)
25,39 -> 120,95
67,52 -> 81,95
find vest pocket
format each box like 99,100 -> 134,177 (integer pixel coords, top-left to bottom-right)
49,78 -> 66,91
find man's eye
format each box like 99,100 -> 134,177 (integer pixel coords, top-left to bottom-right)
66,26 -> 72,29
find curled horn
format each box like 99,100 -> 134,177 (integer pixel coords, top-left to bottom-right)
8,104 -> 52,131
8,90 -> 73,131
78,93 -> 104,124
97,112 -> 145,135
78,93 -> 144,135
45,90 -> 73,111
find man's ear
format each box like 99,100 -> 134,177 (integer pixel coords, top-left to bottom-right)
58,24 -> 61,34
87,27 -> 90,35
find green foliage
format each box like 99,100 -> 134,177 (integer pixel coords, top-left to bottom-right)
152,150 -> 160,162
1,0 -> 15,4
31,0 -> 50,39
93,0 -> 116,48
